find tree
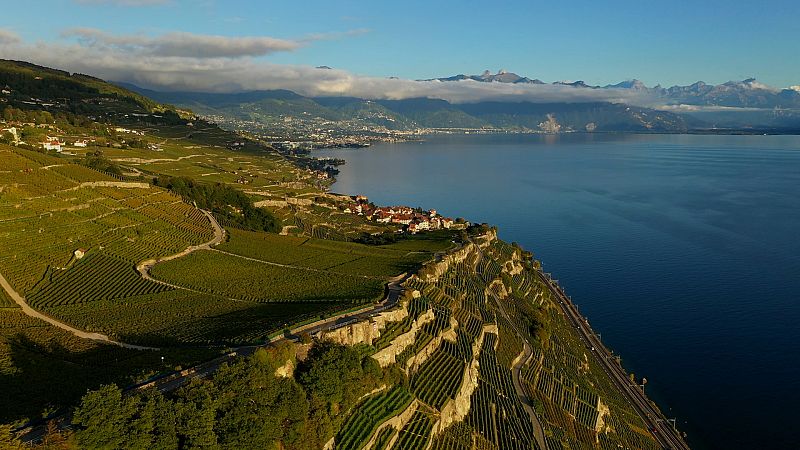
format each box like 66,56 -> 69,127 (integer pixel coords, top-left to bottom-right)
174,380 -> 219,449
0,424 -> 24,450
73,385 -> 138,448
82,150 -> 122,176
153,176 -> 282,233
0,131 -> 14,144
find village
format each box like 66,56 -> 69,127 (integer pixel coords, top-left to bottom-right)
341,195 -> 466,234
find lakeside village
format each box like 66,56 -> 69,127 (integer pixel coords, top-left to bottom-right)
202,113 -> 420,154
340,195 -> 466,234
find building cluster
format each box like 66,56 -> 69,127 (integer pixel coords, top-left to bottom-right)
342,195 -> 459,233
40,137 -> 94,152
42,137 -> 63,152
114,127 -> 145,136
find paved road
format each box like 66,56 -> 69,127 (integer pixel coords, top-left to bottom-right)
536,270 -> 691,450
17,270 -> 410,444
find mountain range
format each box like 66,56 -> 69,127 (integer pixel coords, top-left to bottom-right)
123,83 -> 691,133
431,70 -> 800,109
116,70 -> 800,134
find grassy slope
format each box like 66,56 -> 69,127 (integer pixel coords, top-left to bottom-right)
218,228 -> 449,278
0,59 -> 164,113
150,249 -> 385,303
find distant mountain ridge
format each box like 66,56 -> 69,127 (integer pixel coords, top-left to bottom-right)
430,70 -> 800,109
125,84 -> 690,133
424,70 -> 545,85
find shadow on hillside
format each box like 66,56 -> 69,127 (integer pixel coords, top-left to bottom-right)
0,333 -> 208,427
115,301 -> 351,347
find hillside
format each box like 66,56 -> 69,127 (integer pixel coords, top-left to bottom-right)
0,61 -> 687,450
0,59 -> 169,115
122,84 -> 691,133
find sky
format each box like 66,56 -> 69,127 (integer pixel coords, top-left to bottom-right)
0,0 -> 798,101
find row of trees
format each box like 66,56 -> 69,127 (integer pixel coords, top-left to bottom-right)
7,341 -> 405,449
153,176 -> 282,233
82,151 -> 123,177
3,106 -> 97,129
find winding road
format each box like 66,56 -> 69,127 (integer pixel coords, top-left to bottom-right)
0,271 -> 155,350
0,209 -> 225,351
136,209 -> 226,283
17,256 -> 412,444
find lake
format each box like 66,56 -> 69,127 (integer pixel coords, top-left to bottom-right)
317,133 -> 800,450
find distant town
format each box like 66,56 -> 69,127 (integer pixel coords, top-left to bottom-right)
341,195 -> 466,234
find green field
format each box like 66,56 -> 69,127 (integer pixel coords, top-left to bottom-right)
28,252 -> 171,308
43,290 -> 348,346
218,227 -> 452,278
150,249 -> 384,303
0,147 -> 214,294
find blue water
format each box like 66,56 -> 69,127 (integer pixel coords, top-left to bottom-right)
317,133 -> 800,450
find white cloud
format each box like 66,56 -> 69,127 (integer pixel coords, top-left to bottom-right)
657,104 -> 768,113
0,30 -> 660,105
0,29 -> 21,46
62,28 -> 302,58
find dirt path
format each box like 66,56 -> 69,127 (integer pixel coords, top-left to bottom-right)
0,272 -> 156,350
0,210 -> 225,351
209,248 -> 384,281
136,209 -> 225,283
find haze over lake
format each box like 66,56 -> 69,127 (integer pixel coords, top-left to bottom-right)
318,133 -> 800,450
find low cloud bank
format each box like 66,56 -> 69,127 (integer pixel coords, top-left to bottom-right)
0,27 -> 659,105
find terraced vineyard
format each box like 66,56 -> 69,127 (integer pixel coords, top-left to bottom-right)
521,303 -> 663,450
321,235 -> 667,450
335,385 -> 413,450
373,295 -> 429,350
393,410 -> 435,450
411,343 -> 465,409
467,333 -> 537,449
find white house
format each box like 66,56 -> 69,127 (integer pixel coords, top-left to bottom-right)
42,138 -> 63,152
